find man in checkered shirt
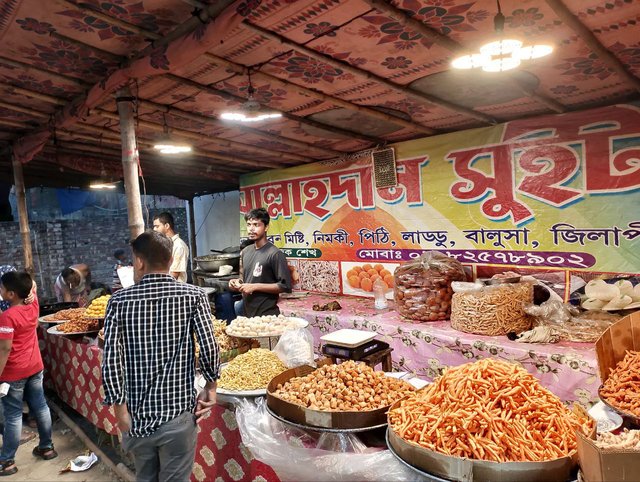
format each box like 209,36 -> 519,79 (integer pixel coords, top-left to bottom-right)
102,231 -> 219,481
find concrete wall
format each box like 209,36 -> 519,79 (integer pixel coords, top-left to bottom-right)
192,191 -> 240,256
0,207 -> 187,301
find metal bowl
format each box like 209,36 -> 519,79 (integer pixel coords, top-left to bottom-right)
194,253 -> 240,273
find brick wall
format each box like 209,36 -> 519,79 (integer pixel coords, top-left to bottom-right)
0,208 -> 188,301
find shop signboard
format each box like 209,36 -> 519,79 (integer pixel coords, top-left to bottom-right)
239,104 -> 640,299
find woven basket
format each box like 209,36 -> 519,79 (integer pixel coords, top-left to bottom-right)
450,282 -> 533,336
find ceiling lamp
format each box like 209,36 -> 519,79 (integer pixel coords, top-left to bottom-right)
153,114 -> 192,154
89,166 -> 119,190
451,0 -> 553,73
220,70 -> 283,123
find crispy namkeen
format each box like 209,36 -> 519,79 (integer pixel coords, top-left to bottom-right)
388,359 -> 593,462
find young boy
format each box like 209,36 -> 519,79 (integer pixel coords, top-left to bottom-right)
0,272 -> 57,476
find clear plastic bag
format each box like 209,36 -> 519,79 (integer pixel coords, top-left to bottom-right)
235,397 -> 423,482
524,300 -> 620,343
394,251 -> 466,322
273,328 -> 315,368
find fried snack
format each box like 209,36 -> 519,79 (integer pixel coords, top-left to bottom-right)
84,295 -> 111,318
227,315 -> 305,337
450,282 -> 533,336
213,319 -> 242,352
600,350 -> 640,417
388,359 -> 593,462
44,308 -> 86,322
595,429 -> 640,450
272,361 -> 415,412
218,349 -> 287,391
57,318 -> 100,333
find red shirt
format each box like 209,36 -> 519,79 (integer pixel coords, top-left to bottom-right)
0,297 -> 43,381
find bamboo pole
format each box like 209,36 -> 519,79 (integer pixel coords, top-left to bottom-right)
11,153 -> 34,274
116,87 -> 145,239
545,0 -> 640,92
188,198 -> 198,274
244,22 -> 498,125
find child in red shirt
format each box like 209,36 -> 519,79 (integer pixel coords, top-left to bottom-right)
0,272 -> 57,476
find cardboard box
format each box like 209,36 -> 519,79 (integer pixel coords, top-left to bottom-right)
266,360 -> 390,429
386,398 -> 577,482
577,312 -> 640,482
576,428 -> 640,482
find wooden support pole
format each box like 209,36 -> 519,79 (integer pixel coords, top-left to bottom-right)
116,87 -> 145,239
188,198 -> 198,274
11,153 -> 34,274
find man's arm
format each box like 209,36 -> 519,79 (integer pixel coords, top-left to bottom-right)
101,298 -> 128,430
228,252 -> 244,291
169,241 -> 188,280
192,290 -> 220,420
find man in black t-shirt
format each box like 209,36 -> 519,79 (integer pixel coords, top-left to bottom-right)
229,208 -> 292,317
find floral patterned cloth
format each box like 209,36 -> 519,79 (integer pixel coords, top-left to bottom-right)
280,293 -> 600,405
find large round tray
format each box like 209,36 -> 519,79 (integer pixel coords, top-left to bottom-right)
38,316 -> 68,324
385,429 -> 579,482
598,385 -> 640,426
266,404 -> 386,433
47,325 -> 99,336
217,386 -> 266,397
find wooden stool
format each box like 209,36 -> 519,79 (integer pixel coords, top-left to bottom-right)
328,347 -> 393,371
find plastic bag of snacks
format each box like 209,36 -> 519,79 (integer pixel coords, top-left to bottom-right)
451,282 -> 533,335
394,252 -> 466,322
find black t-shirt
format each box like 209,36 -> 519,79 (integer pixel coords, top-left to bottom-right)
241,242 -> 292,317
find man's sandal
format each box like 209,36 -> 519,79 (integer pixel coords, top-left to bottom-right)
32,445 -> 58,460
0,461 -> 17,476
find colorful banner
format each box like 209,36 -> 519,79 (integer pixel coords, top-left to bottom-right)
240,104 -> 640,299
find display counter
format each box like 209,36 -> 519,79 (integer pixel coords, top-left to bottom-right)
40,329 -> 279,482
280,293 -> 600,405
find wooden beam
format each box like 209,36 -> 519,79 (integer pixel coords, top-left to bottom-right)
49,31 -> 122,63
244,22 -> 498,125
545,0 -> 640,92
0,82 -> 292,169
179,0 -> 207,9
96,108 -> 312,164
0,119 -> 31,129
116,88 -> 145,239
11,154 -> 34,274
360,0 -> 565,114
0,101 -> 50,119
167,73 -> 383,144
57,0 -> 162,40
0,56 -> 89,88
138,98 -> 342,156
203,55 -> 436,136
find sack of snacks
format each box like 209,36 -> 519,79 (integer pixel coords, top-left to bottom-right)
451,282 -> 533,335
394,251 -> 466,322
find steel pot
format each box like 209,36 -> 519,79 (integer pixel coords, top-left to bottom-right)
194,253 -> 240,273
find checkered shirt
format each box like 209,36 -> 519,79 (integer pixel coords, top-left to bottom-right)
102,273 -> 219,437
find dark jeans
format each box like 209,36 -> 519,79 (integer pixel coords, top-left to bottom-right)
122,411 -> 197,482
0,370 -> 53,462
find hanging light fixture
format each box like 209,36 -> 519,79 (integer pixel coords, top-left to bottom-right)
89,165 -> 119,190
153,114 -> 192,154
451,0 -> 553,73
220,70 -> 283,123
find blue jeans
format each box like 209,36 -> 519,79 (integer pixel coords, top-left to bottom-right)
0,371 -> 52,462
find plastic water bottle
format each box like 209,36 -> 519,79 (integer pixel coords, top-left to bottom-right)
373,278 -> 388,310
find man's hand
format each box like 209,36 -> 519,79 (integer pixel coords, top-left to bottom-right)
114,404 -> 131,433
238,283 -> 257,295
195,382 -> 217,422
24,281 -> 37,305
228,279 -> 242,291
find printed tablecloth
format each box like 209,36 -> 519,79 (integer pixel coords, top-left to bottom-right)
40,330 -> 279,482
280,294 -> 600,404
